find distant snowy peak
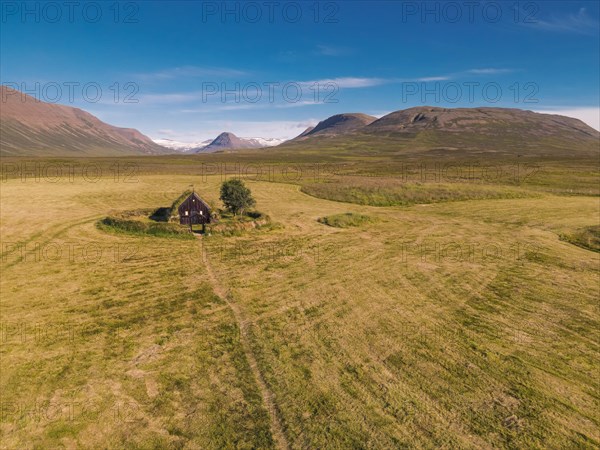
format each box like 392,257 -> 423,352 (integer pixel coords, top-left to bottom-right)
154,135 -> 286,153
153,138 -> 212,152
245,137 -> 287,147
196,132 -> 287,153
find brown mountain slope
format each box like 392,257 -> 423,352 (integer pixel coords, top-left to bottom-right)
296,126 -> 315,139
199,132 -> 252,152
282,107 -> 599,158
294,113 -> 376,140
0,86 -> 168,156
195,132 -> 275,153
366,107 -> 598,140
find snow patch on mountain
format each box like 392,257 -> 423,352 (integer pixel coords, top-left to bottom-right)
154,135 -> 286,153
244,137 -> 287,147
153,138 -> 212,152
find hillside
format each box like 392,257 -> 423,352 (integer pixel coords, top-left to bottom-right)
196,132 -> 285,153
366,107 -> 598,138
282,107 -> 599,158
293,113 -> 376,140
0,86 -> 168,156
296,126 -> 315,138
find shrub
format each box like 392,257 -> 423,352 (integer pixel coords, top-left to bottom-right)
220,180 -> 255,216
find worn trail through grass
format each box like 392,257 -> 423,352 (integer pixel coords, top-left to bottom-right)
196,234 -> 291,450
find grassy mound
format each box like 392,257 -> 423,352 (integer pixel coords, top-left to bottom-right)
205,210 -> 277,236
148,190 -> 194,223
302,177 -> 533,207
318,213 -> 374,228
559,225 -> 600,252
98,191 -> 200,239
98,216 -> 194,239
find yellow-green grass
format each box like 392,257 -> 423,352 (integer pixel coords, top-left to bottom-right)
97,215 -> 195,239
1,167 -> 598,448
0,176 -> 272,448
559,225 -> 600,253
301,177 -> 535,207
2,155 -> 597,198
318,212 -> 374,228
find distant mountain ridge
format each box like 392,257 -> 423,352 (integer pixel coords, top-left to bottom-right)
288,106 -> 599,157
294,113 -> 376,140
153,135 -> 286,153
3,84 -> 597,158
193,132 -> 286,153
0,86 -> 167,156
365,107 -> 598,138
292,107 -> 599,140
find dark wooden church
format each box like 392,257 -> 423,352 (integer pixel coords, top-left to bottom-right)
178,192 -> 212,227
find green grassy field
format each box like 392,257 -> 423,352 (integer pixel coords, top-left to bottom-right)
1,155 -> 598,448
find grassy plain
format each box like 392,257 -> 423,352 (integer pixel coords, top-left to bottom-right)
0,153 -> 598,448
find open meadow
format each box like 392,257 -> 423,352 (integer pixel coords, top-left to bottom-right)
1,155 -> 598,448
3,1 -> 600,447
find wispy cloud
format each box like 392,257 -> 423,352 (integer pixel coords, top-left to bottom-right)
130,68 -> 518,108
300,70 -> 516,88
133,66 -> 248,81
299,77 -> 388,88
275,99 -> 332,108
276,45 -> 352,61
527,8 -> 599,35
466,68 -> 515,75
315,44 -> 352,57
178,99 -> 332,113
416,76 -> 451,82
152,120 -> 322,141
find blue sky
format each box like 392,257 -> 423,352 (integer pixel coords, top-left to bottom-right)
1,0 -> 599,141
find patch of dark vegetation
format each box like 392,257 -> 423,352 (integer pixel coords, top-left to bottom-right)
149,207 -> 171,222
301,178 -> 533,207
149,190 -> 194,223
318,213 -> 374,228
559,225 -> 600,253
246,211 -> 263,219
205,210 -> 279,236
98,191 -> 199,238
115,208 -> 155,218
97,216 -> 194,239
169,190 -> 194,217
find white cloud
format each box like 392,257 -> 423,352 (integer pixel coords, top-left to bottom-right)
467,68 -> 515,75
132,70 -> 499,107
133,66 -> 248,81
302,70 -> 516,87
534,107 -> 600,131
528,8 -> 599,35
275,99 -> 332,108
152,120 -> 321,142
299,77 -> 387,88
178,99 -> 331,113
415,76 -> 451,82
